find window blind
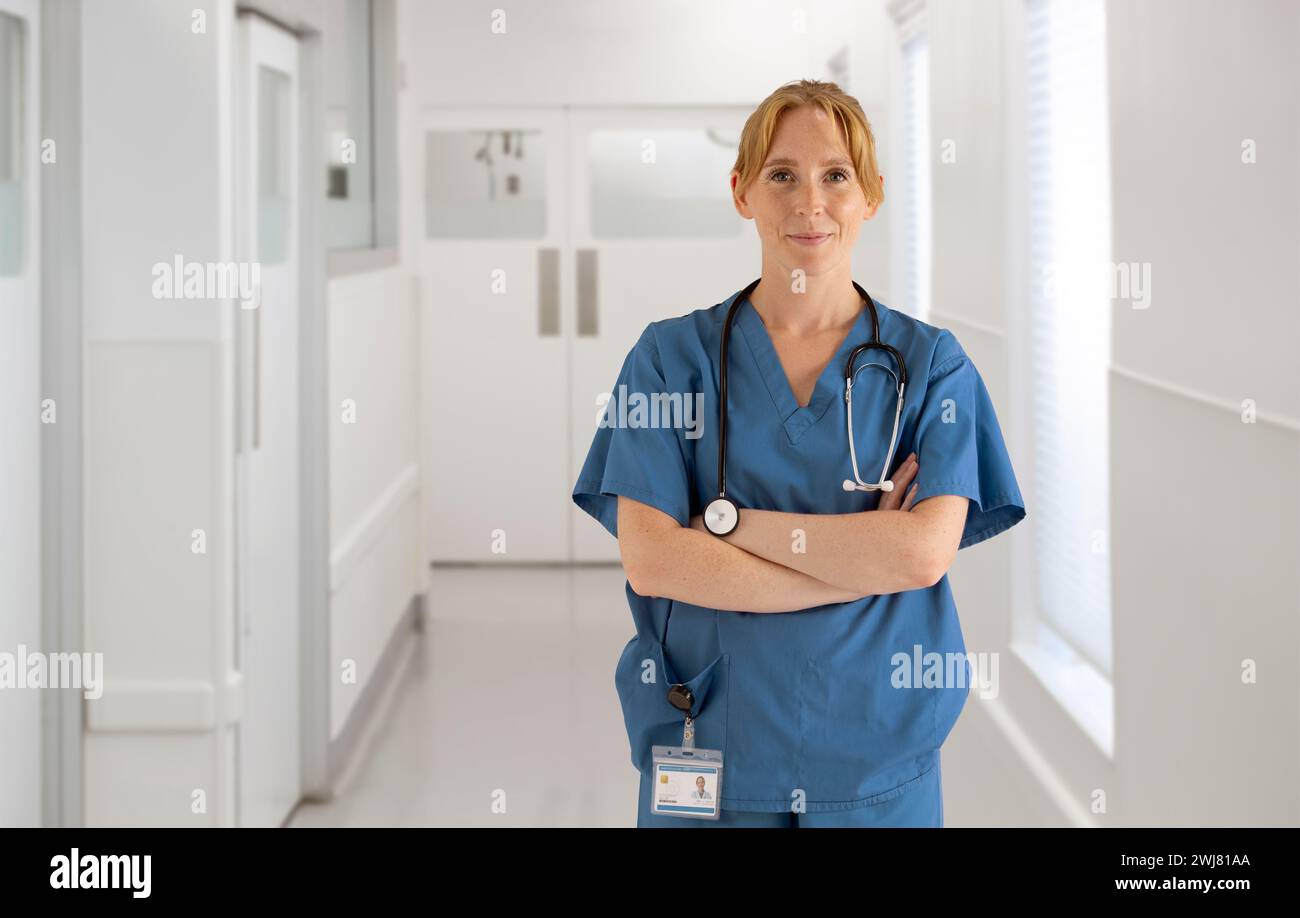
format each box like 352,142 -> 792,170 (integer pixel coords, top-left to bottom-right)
901,31 -> 931,323
1025,0 -> 1113,676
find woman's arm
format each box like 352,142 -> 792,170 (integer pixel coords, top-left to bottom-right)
618,496 -> 868,612
617,457 -> 938,611
686,454 -> 968,594
690,499 -> 966,595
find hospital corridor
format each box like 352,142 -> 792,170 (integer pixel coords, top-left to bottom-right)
2,0 -> 1299,848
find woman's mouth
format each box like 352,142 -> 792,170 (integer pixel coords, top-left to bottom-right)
788,233 -> 831,246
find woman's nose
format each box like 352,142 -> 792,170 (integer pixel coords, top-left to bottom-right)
795,188 -> 826,215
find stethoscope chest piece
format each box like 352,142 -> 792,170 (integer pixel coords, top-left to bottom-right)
703,497 -> 738,536
706,278 -> 905,537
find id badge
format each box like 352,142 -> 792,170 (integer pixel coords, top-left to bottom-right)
650,745 -> 724,820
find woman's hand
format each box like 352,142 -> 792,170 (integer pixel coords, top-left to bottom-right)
876,452 -> 920,511
689,452 -> 920,530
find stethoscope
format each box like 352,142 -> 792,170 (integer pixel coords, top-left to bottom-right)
703,278 -> 909,536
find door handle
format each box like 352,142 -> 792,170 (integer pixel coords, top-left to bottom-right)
235,306 -> 251,456
576,248 -> 598,337
252,302 -> 261,450
538,247 -> 559,336
234,310 -> 243,457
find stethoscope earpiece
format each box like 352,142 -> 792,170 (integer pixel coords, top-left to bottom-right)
710,279 -> 908,533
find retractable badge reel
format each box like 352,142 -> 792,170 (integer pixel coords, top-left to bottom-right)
650,683 -> 724,820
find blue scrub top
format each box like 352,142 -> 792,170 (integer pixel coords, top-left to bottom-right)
572,286 -> 1026,813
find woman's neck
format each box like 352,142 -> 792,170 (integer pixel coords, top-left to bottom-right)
748,271 -> 863,335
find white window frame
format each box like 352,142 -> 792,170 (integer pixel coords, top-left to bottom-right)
1003,0 -> 1115,760
323,0 -> 399,277
887,0 -> 930,321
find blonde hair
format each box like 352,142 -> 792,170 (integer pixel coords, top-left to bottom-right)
731,79 -> 884,208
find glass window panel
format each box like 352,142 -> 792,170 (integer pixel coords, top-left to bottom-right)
1026,0 -> 1113,676
323,0 -> 373,250
257,64 -> 291,265
901,33 -> 931,322
0,12 -> 24,277
588,128 -> 743,239
424,129 -> 546,239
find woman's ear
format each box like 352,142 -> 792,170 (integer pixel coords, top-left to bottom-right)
730,171 -> 755,219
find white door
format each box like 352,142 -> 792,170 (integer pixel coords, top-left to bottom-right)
567,108 -> 756,561
234,12 -> 300,828
418,108 -> 756,563
418,109 -> 571,562
0,0 -> 40,828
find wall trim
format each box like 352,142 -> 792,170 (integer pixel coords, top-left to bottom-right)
1111,363 -> 1300,433
928,312 -> 1300,432
305,591 -> 424,802
330,463 -> 420,594
928,309 -> 1007,340
966,692 -> 1096,828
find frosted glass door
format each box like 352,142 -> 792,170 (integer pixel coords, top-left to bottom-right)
417,111 -> 569,562
568,108 -> 756,562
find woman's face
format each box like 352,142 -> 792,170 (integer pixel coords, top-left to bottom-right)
732,105 -> 881,280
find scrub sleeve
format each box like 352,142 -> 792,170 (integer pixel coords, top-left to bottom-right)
573,322 -> 722,810
572,323 -> 692,537
908,331 -> 1026,548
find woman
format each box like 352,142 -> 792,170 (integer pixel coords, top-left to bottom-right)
572,79 -> 1025,827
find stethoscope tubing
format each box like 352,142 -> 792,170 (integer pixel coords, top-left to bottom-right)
716,278 -> 908,504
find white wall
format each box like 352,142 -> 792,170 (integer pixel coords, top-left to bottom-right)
400,0 -> 850,109
327,266 -> 426,739
1103,0 -> 1298,826
930,0 -> 1300,826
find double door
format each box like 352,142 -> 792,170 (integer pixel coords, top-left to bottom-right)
417,106 -> 756,562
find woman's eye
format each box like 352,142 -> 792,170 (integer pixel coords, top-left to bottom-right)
768,168 -> 851,183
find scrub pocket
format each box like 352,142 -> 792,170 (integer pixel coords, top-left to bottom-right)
797,650 -> 941,801
613,637 -> 730,776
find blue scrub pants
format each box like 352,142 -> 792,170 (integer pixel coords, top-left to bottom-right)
636,752 -> 944,828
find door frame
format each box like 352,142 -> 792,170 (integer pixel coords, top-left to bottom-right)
289,14 -> 331,807
233,4 -> 330,815
29,0 -> 81,829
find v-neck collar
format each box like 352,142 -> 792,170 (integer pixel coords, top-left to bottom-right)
736,294 -> 875,445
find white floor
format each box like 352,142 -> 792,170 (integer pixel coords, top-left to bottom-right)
289,566 -> 641,827
287,565 -> 1000,828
